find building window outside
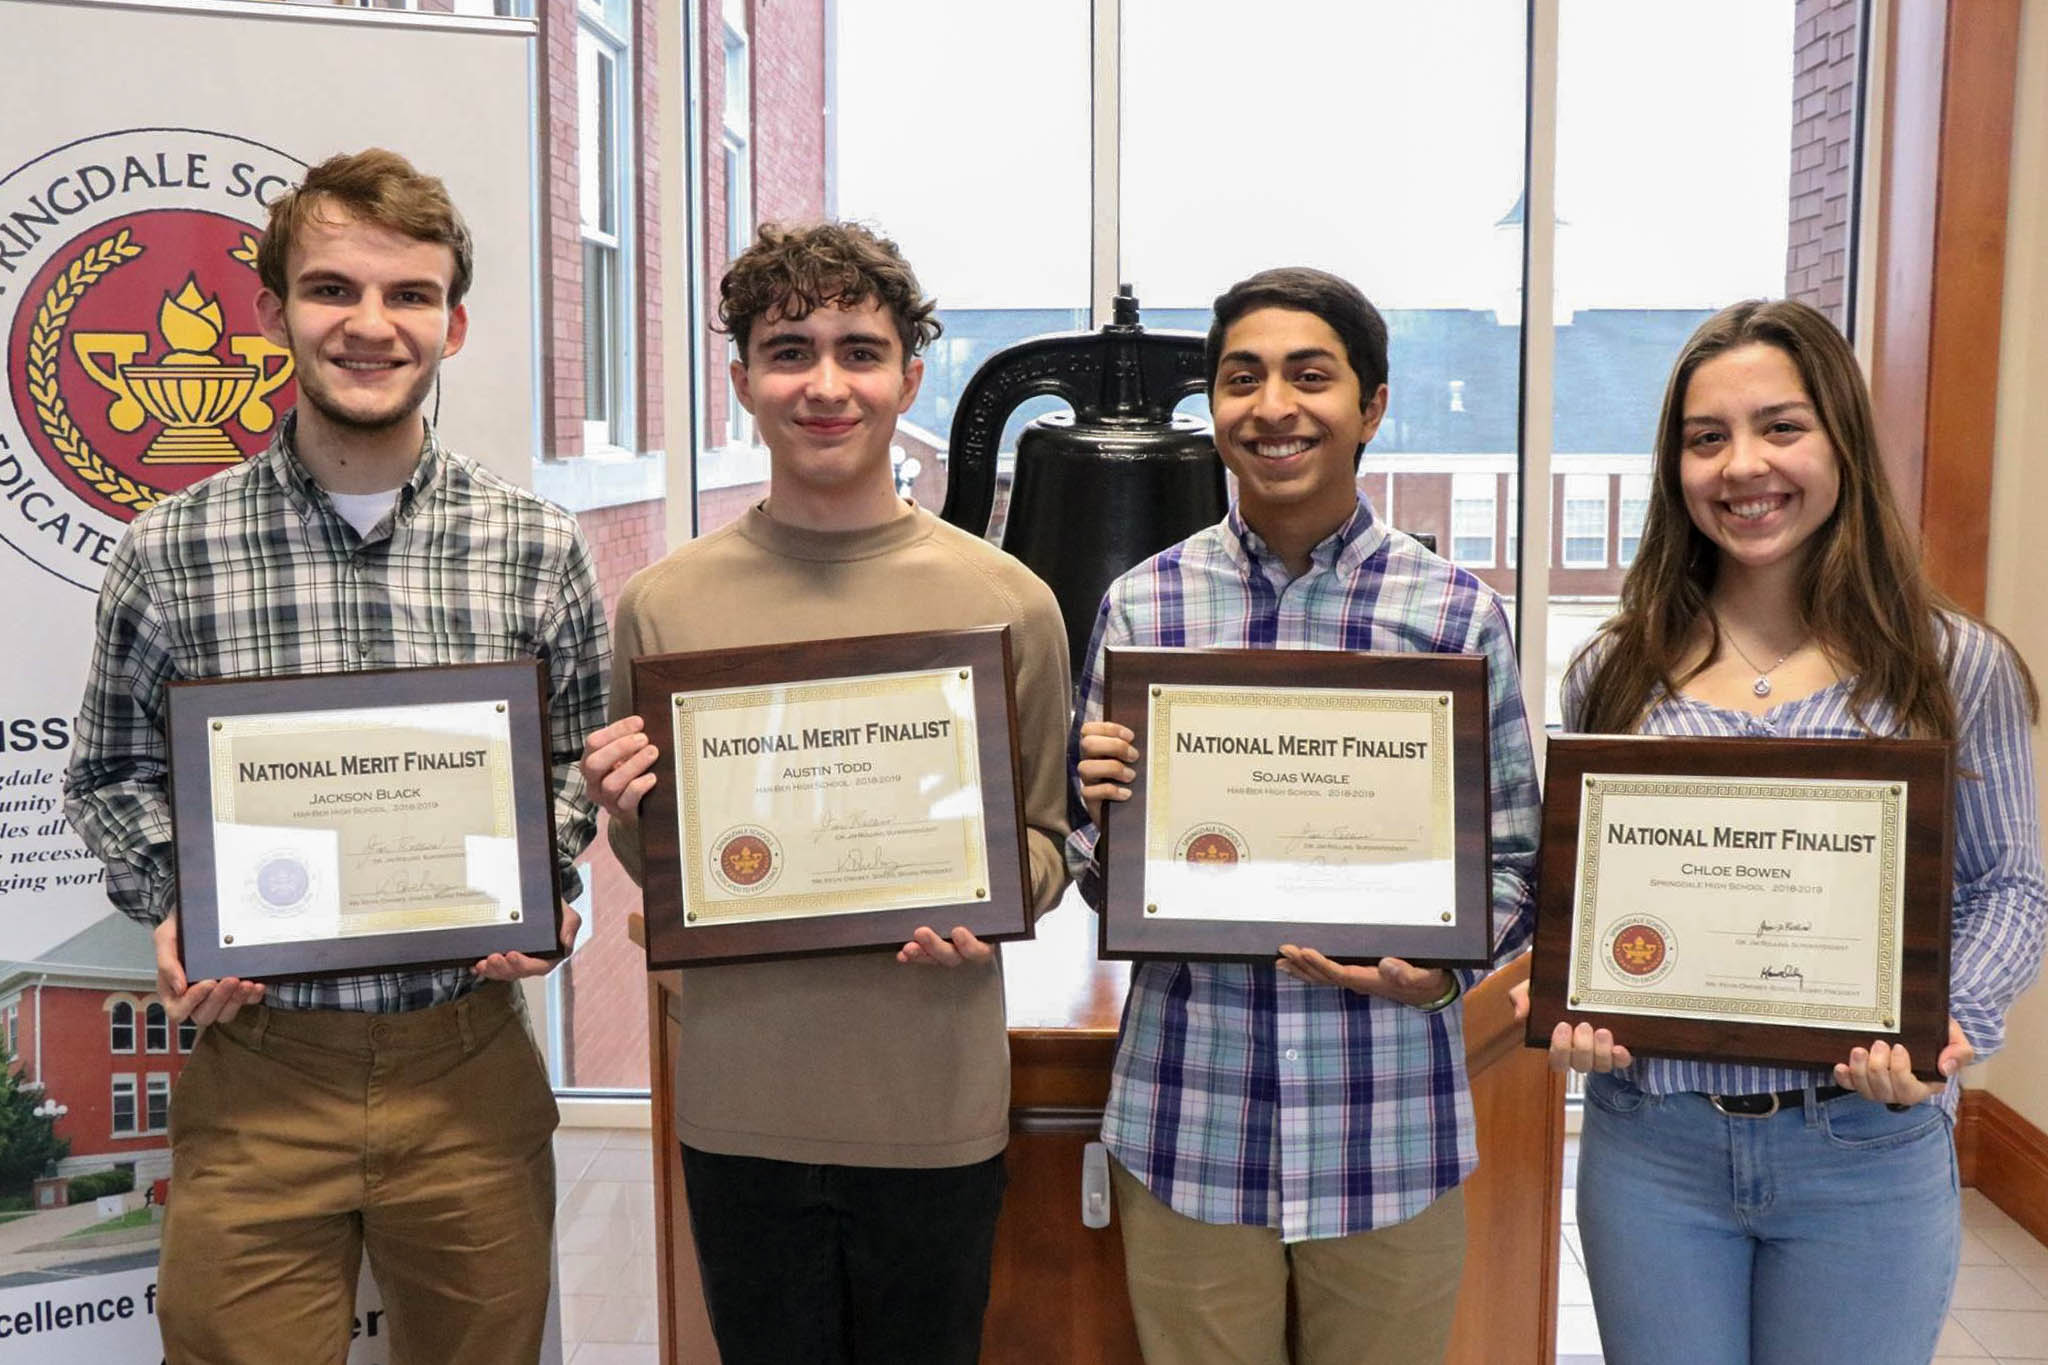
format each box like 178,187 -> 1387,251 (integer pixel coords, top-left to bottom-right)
1505,472 -> 1519,570
2,1004 -> 15,1061
1562,474 -> 1608,568
721,9 -> 755,450
579,6 -> 633,452
1617,472 -> 1651,566
144,1002 -> 169,1054
1451,472 -> 1497,567
111,1074 -> 137,1136
178,1016 -> 198,1053
145,1074 -> 172,1134
109,1000 -> 135,1054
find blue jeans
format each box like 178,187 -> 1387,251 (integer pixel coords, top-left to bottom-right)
1577,1072 -> 1960,1365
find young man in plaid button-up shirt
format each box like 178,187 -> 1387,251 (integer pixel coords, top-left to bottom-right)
61,150 -> 606,1365
1072,268 -> 1540,1364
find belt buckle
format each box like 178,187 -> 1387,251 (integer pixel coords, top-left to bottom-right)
1709,1092 -> 1780,1119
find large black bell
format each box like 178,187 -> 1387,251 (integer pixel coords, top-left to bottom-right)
940,287 -> 1226,679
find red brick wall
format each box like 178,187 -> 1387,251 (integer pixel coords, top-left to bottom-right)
701,0 -> 830,453
564,499 -> 668,1089
749,0 -> 826,225
1787,0 -> 1861,324
701,0 -> 732,450
636,0 -> 665,455
539,0 -> 586,458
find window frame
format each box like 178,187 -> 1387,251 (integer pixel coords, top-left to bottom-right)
144,1073 -> 172,1135
578,8 -> 637,455
144,1001 -> 169,1054
1561,473 -> 1609,570
1617,472 -> 1652,568
1450,472 -> 1499,569
109,999 -> 135,1054
111,1073 -> 138,1137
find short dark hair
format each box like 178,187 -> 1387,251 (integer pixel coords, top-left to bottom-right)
718,221 -> 941,364
1204,267 -> 1389,401
258,148 -> 473,306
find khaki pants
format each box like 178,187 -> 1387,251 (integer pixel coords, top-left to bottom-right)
159,981 -> 558,1365
1111,1159 -> 1466,1365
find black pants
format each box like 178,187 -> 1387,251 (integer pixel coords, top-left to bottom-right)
680,1144 -> 1008,1365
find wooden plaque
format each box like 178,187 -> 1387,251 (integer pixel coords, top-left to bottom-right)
1527,735 -> 1953,1076
166,660 -> 563,981
1100,647 -> 1494,966
633,626 -> 1034,968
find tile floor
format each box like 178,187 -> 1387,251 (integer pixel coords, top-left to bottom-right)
1554,1135 -> 2048,1365
554,1127 -> 659,1365
555,1125 -> 2048,1364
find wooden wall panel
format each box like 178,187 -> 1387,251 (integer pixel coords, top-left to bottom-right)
1872,0 -> 2022,612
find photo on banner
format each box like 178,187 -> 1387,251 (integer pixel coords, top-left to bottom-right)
0,3 -> 554,1359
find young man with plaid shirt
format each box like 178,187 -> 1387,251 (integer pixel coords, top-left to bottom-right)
1071,267 -> 1540,1365
62,149 -> 605,1365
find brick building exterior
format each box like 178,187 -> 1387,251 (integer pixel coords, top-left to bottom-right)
0,915 -> 192,1186
1787,0 -> 1864,326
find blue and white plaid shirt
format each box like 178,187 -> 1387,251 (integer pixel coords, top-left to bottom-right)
1563,619 -> 2046,1113
1067,495 -> 1540,1242
63,414 -> 609,1013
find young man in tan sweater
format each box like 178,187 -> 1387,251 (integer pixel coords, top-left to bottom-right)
578,222 -> 1071,1364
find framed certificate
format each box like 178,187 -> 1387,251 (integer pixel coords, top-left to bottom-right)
632,626 -> 1033,968
1099,648 -> 1494,965
1526,735 -> 1953,1074
166,661 -> 564,982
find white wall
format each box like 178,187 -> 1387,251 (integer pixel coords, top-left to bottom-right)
1977,0 -> 2048,1128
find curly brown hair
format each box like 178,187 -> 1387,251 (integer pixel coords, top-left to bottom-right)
718,221 -> 940,364
258,148 -> 474,306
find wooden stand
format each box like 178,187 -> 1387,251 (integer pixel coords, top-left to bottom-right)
636,906 -> 1564,1364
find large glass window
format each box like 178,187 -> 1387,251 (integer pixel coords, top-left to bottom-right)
1123,0 -> 1527,607
630,0 -> 1869,1102
144,1002 -> 169,1054
1544,0 -> 1860,722
145,1074 -> 171,1134
690,0 -> 1092,537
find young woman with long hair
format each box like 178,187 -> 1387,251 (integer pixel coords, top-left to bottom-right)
1547,298 -> 2044,1365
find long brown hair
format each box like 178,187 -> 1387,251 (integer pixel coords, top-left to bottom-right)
1573,298 -> 2035,738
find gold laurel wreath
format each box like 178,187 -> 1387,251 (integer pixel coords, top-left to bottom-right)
24,229 -> 156,511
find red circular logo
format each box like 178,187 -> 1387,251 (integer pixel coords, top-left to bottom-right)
1610,923 -> 1667,977
8,208 -> 295,522
1184,832 -> 1241,866
719,834 -> 774,886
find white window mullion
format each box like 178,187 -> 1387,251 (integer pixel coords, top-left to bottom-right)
1518,0 -> 1560,759
1090,0 -> 1121,326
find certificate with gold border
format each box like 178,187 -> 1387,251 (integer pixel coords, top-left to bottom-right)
1527,735 -> 1953,1075
166,661 -> 565,981
1100,648 -> 1494,965
633,627 -> 1032,967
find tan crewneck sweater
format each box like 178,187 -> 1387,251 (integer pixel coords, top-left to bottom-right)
608,500 -> 1071,1166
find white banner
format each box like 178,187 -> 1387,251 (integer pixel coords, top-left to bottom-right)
0,3 -> 557,1360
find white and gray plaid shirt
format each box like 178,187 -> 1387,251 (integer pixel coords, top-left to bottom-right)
62,414 -> 609,1013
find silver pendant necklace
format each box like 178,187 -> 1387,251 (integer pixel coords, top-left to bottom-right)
1718,619 -> 1801,698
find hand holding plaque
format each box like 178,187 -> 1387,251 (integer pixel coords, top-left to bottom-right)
1525,735 -> 1954,1075
1097,647 -> 1494,965
166,661 -> 566,982
631,627 -> 1033,967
